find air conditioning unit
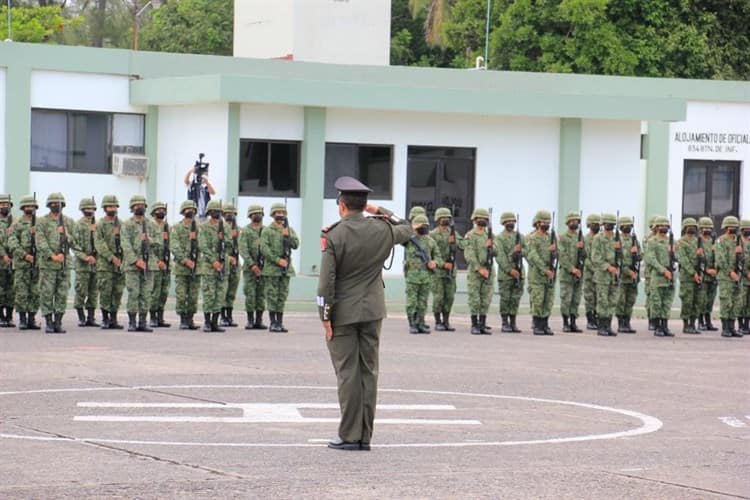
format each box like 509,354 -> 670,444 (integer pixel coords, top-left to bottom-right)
112,153 -> 149,177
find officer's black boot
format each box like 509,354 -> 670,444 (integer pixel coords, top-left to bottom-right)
127,313 -> 138,332
75,308 -> 86,327
720,319 -> 732,337
53,312 -> 66,334
501,314 -> 512,333
479,315 -> 491,335
150,311 -> 159,328
470,315 -> 481,335
532,317 -> 545,335
27,312 -> 40,330
86,308 -> 100,327
44,314 -> 54,334
434,312 -> 446,331
443,311 -> 455,331
211,312 -> 225,332
18,312 -> 28,331
110,311 -> 124,330
138,312 -> 153,332
586,312 -> 597,330
277,313 -> 288,333
253,311 -> 267,330
510,315 -> 521,333
203,313 -> 213,332
245,311 -> 254,330
226,308 -> 238,327
100,309 -> 110,329
705,313 -> 718,331
663,318 -> 674,337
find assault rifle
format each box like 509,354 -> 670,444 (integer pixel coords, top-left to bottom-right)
574,211 -> 584,284
548,212 -> 558,285
140,218 -> 149,278
446,206 -> 457,279
512,213 -> 523,289
189,217 -> 198,278
631,217 -> 641,285
113,215 -> 123,273
217,202 -> 226,279
667,215 -> 677,288
484,208 -> 495,279
58,212 -> 68,271
409,235 -> 434,273
256,227 -> 265,285
5,213 -> 12,272
613,210 -> 622,287
89,199 -> 97,272
696,231 -> 706,288
735,234 -> 744,289
230,199 -> 239,270
162,207 -> 170,275
281,199 -> 291,275
30,192 -> 37,280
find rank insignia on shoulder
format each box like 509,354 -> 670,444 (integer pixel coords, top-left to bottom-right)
320,236 -> 327,252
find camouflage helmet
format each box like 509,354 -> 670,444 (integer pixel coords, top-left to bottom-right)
0,194 -> 13,206
681,217 -> 698,230
179,200 -> 196,214
739,218 -> 750,230
721,215 -> 739,229
471,207 -> 490,219
46,192 -> 66,207
270,202 -> 286,215
206,199 -> 223,212
653,215 -> 670,226
222,202 -> 238,214
533,210 -> 552,224
129,195 -> 147,209
19,195 -> 38,209
434,207 -> 452,220
101,195 -> 119,208
412,214 -> 429,226
648,215 -> 658,229
565,211 -> 581,224
409,206 -> 426,220
600,213 -> 617,225
78,197 -> 97,211
150,201 -> 167,214
500,211 -> 516,224
247,204 -> 264,217
617,215 -> 633,226
586,214 -> 601,226
698,217 -> 714,229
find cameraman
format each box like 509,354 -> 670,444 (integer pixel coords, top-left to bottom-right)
184,165 -> 216,219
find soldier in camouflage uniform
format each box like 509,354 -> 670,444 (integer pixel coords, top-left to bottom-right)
644,216 -> 675,337
590,213 -> 620,336
94,195 -> 126,330
525,210 -> 557,335
240,204 -> 267,330
8,195 -> 40,330
738,219 -> 750,335
429,207 -> 459,331
615,216 -> 641,333
198,199 -> 228,332
715,216 -> 743,337
0,194 -> 15,327
464,208 -> 495,334
494,212 -> 524,333
261,202 -> 299,333
220,202 -> 240,327
35,193 -> 76,334
408,206 -> 426,222
72,197 -> 99,327
677,218 -> 701,334
583,214 -> 601,330
171,200 -> 201,330
558,211 -> 584,333
697,217 -> 719,331
121,195 -> 159,332
149,202 -> 171,328
405,214 -> 440,333
644,216 -> 659,330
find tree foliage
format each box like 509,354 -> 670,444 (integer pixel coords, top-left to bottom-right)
391,0 -> 455,67
0,4 -> 80,43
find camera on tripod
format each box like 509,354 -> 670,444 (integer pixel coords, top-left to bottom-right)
194,153 -> 209,180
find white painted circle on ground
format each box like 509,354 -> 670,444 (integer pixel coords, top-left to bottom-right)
0,385 -> 663,448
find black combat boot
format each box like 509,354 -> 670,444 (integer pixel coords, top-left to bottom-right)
720,319 -> 732,337
44,314 -> 55,334
75,308 -> 86,327
443,312 -> 455,331
100,309 -> 110,329
156,310 -> 170,328
203,313 -> 213,332
698,314 -> 707,331
619,316 -> 635,333
109,311 -> 124,330
267,312 -> 278,332
648,318 -> 655,331
729,318 -> 742,337
688,317 -> 700,334
220,308 -> 230,327
276,313 -> 288,333
253,311 -> 268,330
0,307 -> 6,327
245,311 -> 254,330
434,312 -> 446,331
409,313 -> 419,334
501,314 -> 512,333
607,317 -> 616,336
226,308 -> 238,327
543,316 -> 554,335
662,318 -> 674,337
562,315 -> 571,332
18,312 -> 28,331
138,312 -> 153,332
211,312 -> 225,333
479,315 -> 491,335
739,317 -> 749,335
598,316 -> 610,337
186,314 -> 199,330
86,308 -> 100,327
4,307 -> 14,327
532,317 -> 545,335
704,314 -> 718,331
53,312 -> 66,334
417,315 -> 431,334
149,311 -> 159,328
653,318 -> 664,337
470,315 -> 481,335
179,314 -> 189,330
509,315 -> 521,333
27,313 -> 40,330
682,319 -> 693,334
569,315 -> 582,332
127,313 -> 138,332
586,311 -> 597,330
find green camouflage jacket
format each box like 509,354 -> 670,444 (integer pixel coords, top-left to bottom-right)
429,226 -> 461,279
404,234 -> 441,283
121,217 -> 160,272
170,219 -> 200,277
239,224 -> 263,271
676,234 -> 698,282
35,213 -> 77,271
494,229 -> 525,283
7,218 -> 34,269
644,235 -> 672,288
463,228 -> 495,278
94,217 -> 124,273
715,233 -> 742,283
524,230 -> 555,285
558,230 -> 582,284
261,222 -> 299,277
73,216 -> 97,272
197,219 -> 226,277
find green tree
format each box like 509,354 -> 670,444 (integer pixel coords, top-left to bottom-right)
408,0 -> 453,47
391,0 -> 455,66
0,4 -> 81,43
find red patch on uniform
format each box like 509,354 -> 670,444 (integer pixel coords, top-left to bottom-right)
320,237 -> 327,252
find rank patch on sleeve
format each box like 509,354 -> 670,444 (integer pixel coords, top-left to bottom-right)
320,236 -> 327,252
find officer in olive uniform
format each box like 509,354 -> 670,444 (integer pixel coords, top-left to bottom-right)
644,216 -> 675,337
0,194 -> 15,327
697,217 -> 719,331
171,200 -> 201,330
739,219 -> 750,335
73,197 -> 99,327
149,202 -> 171,328
198,199 -> 228,333
494,212 -> 524,333
318,176 -> 413,451
239,204 -> 267,330
715,216 -> 743,337
583,214 -> 601,330
94,195 -> 126,330
677,217 -> 701,334
404,214 -> 440,334
558,211 -> 584,332
36,193 -> 76,334
8,195 -> 41,330
429,207 -> 460,331
121,195 -> 159,332
464,208 -> 495,335
615,216 -> 641,333
525,210 -> 557,335
590,213 -> 621,336
220,202 -> 240,327
261,202 -> 299,333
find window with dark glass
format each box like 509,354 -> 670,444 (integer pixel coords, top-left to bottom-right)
324,143 -> 393,199
30,109 -> 145,173
682,159 -> 741,230
239,140 -> 300,196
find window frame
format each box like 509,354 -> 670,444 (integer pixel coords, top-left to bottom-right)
681,159 -> 741,230
324,142 -> 394,200
238,138 -> 302,197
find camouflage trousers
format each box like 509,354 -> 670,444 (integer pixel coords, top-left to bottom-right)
98,271 -> 125,312
718,280 -> 742,319
528,281 -> 554,317
679,279 -> 700,320
39,268 -> 70,315
0,269 -> 14,307
14,268 -> 39,313
595,282 -> 618,319
175,274 -> 201,315
224,265 -> 240,308
497,279 -> 523,315
616,282 -> 638,317
406,277 -> 430,316
125,271 -> 154,314
645,276 -> 652,318
698,280 -> 718,315
74,269 -> 98,309
201,272 -> 228,314
649,285 -> 674,319
265,276 -> 290,313
431,276 -> 456,313
242,271 -> 265,312
150,270 -> 170,312
559,279 -> 582,316
741,284 -> 750,317
583,270 -> 597,314
467,273 -> 493,315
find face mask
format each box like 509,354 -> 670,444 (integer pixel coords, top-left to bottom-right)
183,210 -> 195,219
727,228 -> 737,235
603,223 -> 615,231
686,228 -> 696,235
50,205 -> 61,214
590,224 -> 600,233
134,208 -> 146,216
0,208 -> 8,216
24,209 -> 35,216
439,219 -> 450,227
568,223 -> 579,231
251,214 -> 263,223
658,227 -> 669,234
539,224 -> 550,232
476,220 -> 488,228
154,212 -> 166,220
224,214 -> 235,223
702,229 -> 712,236
210,211 -> 221,220
621,227 -> 632,234
105,210 -> 117,218
505,224 -> 515,232
83,211 -> 95,218
416,227 -> 429,235
275,215 -> 286,223
742,230 -> 750,238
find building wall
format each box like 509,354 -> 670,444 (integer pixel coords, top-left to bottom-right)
233,0 -> 294,59
0,68 -> 6,193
